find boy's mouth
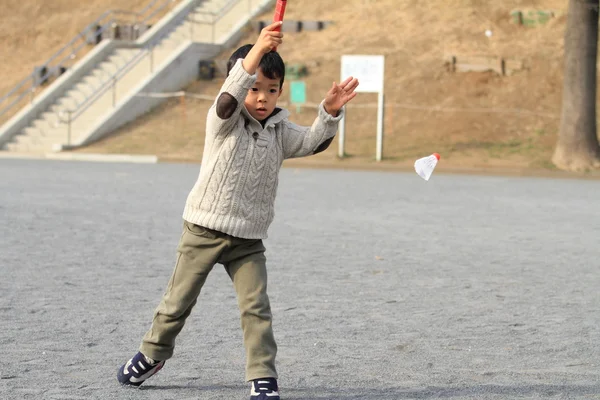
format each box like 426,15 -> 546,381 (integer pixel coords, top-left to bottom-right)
256,107 -> 268,116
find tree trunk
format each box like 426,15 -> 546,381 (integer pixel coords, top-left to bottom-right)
552,0 -> 600,171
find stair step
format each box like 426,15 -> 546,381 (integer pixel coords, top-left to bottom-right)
11,135 -> 64,149
81,72 -> 105,84
3,142 -> 28,152
32,118 -> 55,132
54,96 -> 80,109
87,69 -> 113,82
3,141 -> 58,153
32,118 -> 68,134
73,81 -> 98,96
114,48 -> 136,57
195,2 -> 215,13
13,135 -> 43,146
109,50 -> 138,67
171,23 -> 192,39
97,61 -> 120,75
16,126 -> 68,142
64,89 -> 89,103
159,38 -> 181,49
108,54 -> 128,65
21,126 -> 42,137
47,105 -> 74,117
40,111 -> 62,126
163,33 -> 186,46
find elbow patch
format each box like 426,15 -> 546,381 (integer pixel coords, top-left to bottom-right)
216,92 -> 238,119
313,136 -> 335,155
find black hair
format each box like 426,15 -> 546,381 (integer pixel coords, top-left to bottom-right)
226,44 -> 285,88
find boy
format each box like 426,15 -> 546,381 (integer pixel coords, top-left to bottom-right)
117,21 -> 359,400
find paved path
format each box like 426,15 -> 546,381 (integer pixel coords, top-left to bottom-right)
1,159 -> 599,399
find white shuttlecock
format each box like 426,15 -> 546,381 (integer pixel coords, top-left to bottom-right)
414,153 -> 440,181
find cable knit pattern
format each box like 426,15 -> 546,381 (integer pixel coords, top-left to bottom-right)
259,139 -> 280,235
240,141 -> 267,220
204,135 -> 240,212
183,58 -> 345,239
217,134 -> 247,216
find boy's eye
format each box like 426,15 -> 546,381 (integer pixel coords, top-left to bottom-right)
250,88 -> 258,92
270,89 -> 278,93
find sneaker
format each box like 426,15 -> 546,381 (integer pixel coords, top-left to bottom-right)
117,351 -> 165,387
250,378 -> 280,399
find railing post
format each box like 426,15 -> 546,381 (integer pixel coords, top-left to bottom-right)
112,78 -> 117,107
67,111 -> 72,146
150,47 -> 154,73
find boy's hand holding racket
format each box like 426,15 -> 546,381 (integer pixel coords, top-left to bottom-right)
256,21 -> 284,54
323,77 -> 360,116
242,21 -> 284,74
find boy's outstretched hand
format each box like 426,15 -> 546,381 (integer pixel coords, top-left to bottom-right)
323,77 -> 360,116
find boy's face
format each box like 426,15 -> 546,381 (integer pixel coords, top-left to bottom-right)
245,68 -> 282,122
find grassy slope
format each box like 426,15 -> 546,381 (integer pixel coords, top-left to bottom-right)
0,0 -> 167,123
5,0 -> 591,172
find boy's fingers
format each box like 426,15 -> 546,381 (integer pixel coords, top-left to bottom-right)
341,77 -> 358,90
265,21 -> 284,31
346,79 -> 360,92
339,77 -> 353,88
342,81 -> 359,96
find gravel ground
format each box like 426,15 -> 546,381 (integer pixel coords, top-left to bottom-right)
1,158 -> 599,400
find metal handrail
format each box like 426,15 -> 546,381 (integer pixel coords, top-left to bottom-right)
190,0 -> 244,23
60,3 -> 201,127
142,0 -> 180,24
0,0 -> 178,124
62,46 -> 148,127
58,0 -> 269,145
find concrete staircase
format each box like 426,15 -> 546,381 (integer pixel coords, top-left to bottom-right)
1,0 -> 273,153
3,48 -> 140,152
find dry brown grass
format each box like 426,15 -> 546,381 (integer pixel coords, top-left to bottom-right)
2,0 -> 581,170
0,1 -> 155,94
0,0 -> 176,123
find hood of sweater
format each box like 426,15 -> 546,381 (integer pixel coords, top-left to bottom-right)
241,106 -> 291,130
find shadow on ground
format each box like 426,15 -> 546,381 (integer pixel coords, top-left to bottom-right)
138,383 -> 600,399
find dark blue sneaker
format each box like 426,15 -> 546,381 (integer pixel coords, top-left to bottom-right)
117,351 -> 165,387
250,378 -> 280,399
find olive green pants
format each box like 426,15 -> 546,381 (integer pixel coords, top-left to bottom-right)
139,220 -> 277,381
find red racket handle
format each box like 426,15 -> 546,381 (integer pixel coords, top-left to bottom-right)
272,0 -> 287,50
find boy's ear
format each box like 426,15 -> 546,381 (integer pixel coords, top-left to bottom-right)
278,85 -> 283,98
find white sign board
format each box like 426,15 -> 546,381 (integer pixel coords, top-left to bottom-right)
340,55 -> 385,93
339,55 -> 385,161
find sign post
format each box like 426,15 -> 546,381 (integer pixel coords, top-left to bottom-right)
339,55 -> 385,161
